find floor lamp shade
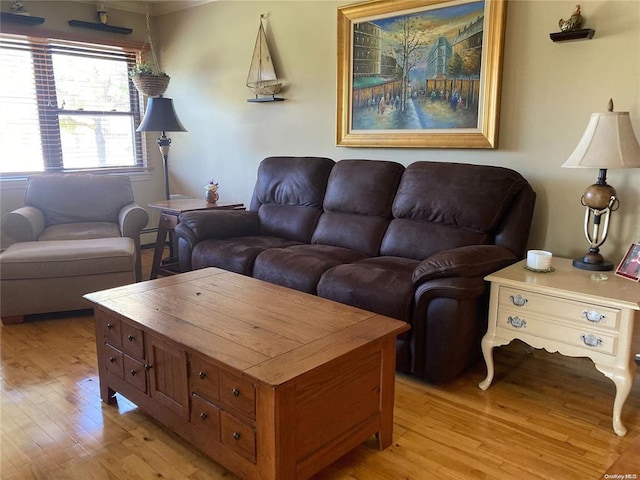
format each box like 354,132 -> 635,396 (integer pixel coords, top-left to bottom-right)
136,96 -> 186,201
136,97 -> 186,133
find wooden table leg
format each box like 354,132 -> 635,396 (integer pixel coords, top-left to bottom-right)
150,215 -> 170,280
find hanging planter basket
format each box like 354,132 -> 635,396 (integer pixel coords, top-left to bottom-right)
131,73 -> 170,97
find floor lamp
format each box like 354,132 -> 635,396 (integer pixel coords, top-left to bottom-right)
137,96 -> 186,200
137,96 -> 186,264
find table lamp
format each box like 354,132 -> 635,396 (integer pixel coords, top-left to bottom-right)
137,96 -> 186,200
562,99 -> 640,271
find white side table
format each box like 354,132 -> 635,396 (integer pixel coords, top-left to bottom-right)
479,258 -> 640,436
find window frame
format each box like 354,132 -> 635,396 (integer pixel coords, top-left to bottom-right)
0,28 -> 148,178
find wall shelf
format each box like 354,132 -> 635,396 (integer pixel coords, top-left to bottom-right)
0,12 -> 45,26
68,20 -> 132,35
550,28 -> 595,42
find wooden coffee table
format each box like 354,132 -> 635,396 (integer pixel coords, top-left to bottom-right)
85,268 -> 409,480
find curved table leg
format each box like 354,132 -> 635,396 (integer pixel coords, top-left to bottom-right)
478,336 -> 495,391
595,363 -> 634,436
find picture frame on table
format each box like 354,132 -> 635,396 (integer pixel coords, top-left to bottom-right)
615,239 -> 640,282
337,0 -> 507,148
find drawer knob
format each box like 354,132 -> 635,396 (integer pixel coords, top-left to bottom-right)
130,369 -> 137,376
199,371 -> 206,379
200,412 -> 207,420
582,310 -> 605,323
507,316 -> 527,329
109,356 -> 116,363
509,295 -> 528,307
232,388 -> 240,397
233,432 -> 241,440
106,323 -> 114,329
144,364 -> 152,371
581,334 -> 603,348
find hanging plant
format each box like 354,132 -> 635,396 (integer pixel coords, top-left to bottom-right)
130,63 -> 170,97
130,2 -> 170,97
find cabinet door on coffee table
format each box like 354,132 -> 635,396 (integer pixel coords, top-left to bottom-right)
147,334 -> 189,419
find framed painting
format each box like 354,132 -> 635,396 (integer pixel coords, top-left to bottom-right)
337,0 -> 507,148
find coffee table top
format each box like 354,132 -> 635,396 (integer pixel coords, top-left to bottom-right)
85,268 -> 409,386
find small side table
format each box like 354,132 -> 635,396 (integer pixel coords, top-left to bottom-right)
148,198 -> 244,280
479,258 -> 640,436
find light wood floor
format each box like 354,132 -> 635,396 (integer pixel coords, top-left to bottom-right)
1,248 -> 639,479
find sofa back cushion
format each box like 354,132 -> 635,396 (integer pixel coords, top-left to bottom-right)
25,174 -> 134,226
381,161 -> 535,259
311,159 -> 404,256
250,156 -> 335,243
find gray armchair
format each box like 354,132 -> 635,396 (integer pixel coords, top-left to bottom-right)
1,174 -> 149,281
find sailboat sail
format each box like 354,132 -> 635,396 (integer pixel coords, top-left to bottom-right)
246,18 -> 282,96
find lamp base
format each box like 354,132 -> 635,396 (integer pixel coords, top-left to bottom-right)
572,254 -> 614,271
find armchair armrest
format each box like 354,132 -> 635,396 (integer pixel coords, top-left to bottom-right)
118,202 -> 149,239
412,245 -> 517,285
1,206 -> 45,242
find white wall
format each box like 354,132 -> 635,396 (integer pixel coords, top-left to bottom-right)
2,0 -> 639,265
155,0 -> 640,264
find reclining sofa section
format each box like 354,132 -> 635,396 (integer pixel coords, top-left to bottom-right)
176,157 -> 536,383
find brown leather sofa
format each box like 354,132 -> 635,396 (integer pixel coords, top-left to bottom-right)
175,157 -> 536,383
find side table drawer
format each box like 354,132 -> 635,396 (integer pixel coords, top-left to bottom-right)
121,323 -> 145,359
497,311 -> 618,355
499,287 -> 620,330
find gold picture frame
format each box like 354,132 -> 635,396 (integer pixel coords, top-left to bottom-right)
337,0 -> 507,148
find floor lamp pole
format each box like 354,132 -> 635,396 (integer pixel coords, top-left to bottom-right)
157,132 -> 172,200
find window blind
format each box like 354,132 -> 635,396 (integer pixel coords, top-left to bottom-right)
0,33 -> 144,175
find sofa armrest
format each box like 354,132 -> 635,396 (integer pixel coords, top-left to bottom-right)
177,210 -> 261,242
1,206 -> 45,243
118,202 -> 149,239
412,245 -> 517,285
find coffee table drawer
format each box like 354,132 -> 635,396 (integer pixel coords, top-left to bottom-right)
104,318 -> 121,347
190,354 -> 220,401
104,344 -> 124,379
220,371 -> 255,420
221,411 -> 256,463
124,355 -> 147,393
191,394 -> 221,442
121,323 -> 144,359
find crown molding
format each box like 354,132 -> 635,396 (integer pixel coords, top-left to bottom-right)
75,1 -> 216,17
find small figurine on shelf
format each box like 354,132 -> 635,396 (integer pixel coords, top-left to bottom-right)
205,179 -> 219,203
559,5 -> 584,32
97,3 -> 108,25
10,0 -> 29,15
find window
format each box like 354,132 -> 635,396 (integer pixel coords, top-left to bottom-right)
0,34 -> 144,175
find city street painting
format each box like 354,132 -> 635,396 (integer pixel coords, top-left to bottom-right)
337,0 -> 507,148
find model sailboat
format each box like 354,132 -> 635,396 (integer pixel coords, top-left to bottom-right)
247,14 -> 284,102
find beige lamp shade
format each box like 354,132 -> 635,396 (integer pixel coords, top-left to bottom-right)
563,110 -> 640,169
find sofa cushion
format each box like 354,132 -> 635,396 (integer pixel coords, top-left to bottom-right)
253,244 -> 368,294
25,174 -> 135,226
382,162 -> 528,259
311,159 -> 404,256
37,222 -> 121,241
250,157 -> 335,243
191,236 -> 302,275
0,238 -> 135,280
317,256 -> 419,321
